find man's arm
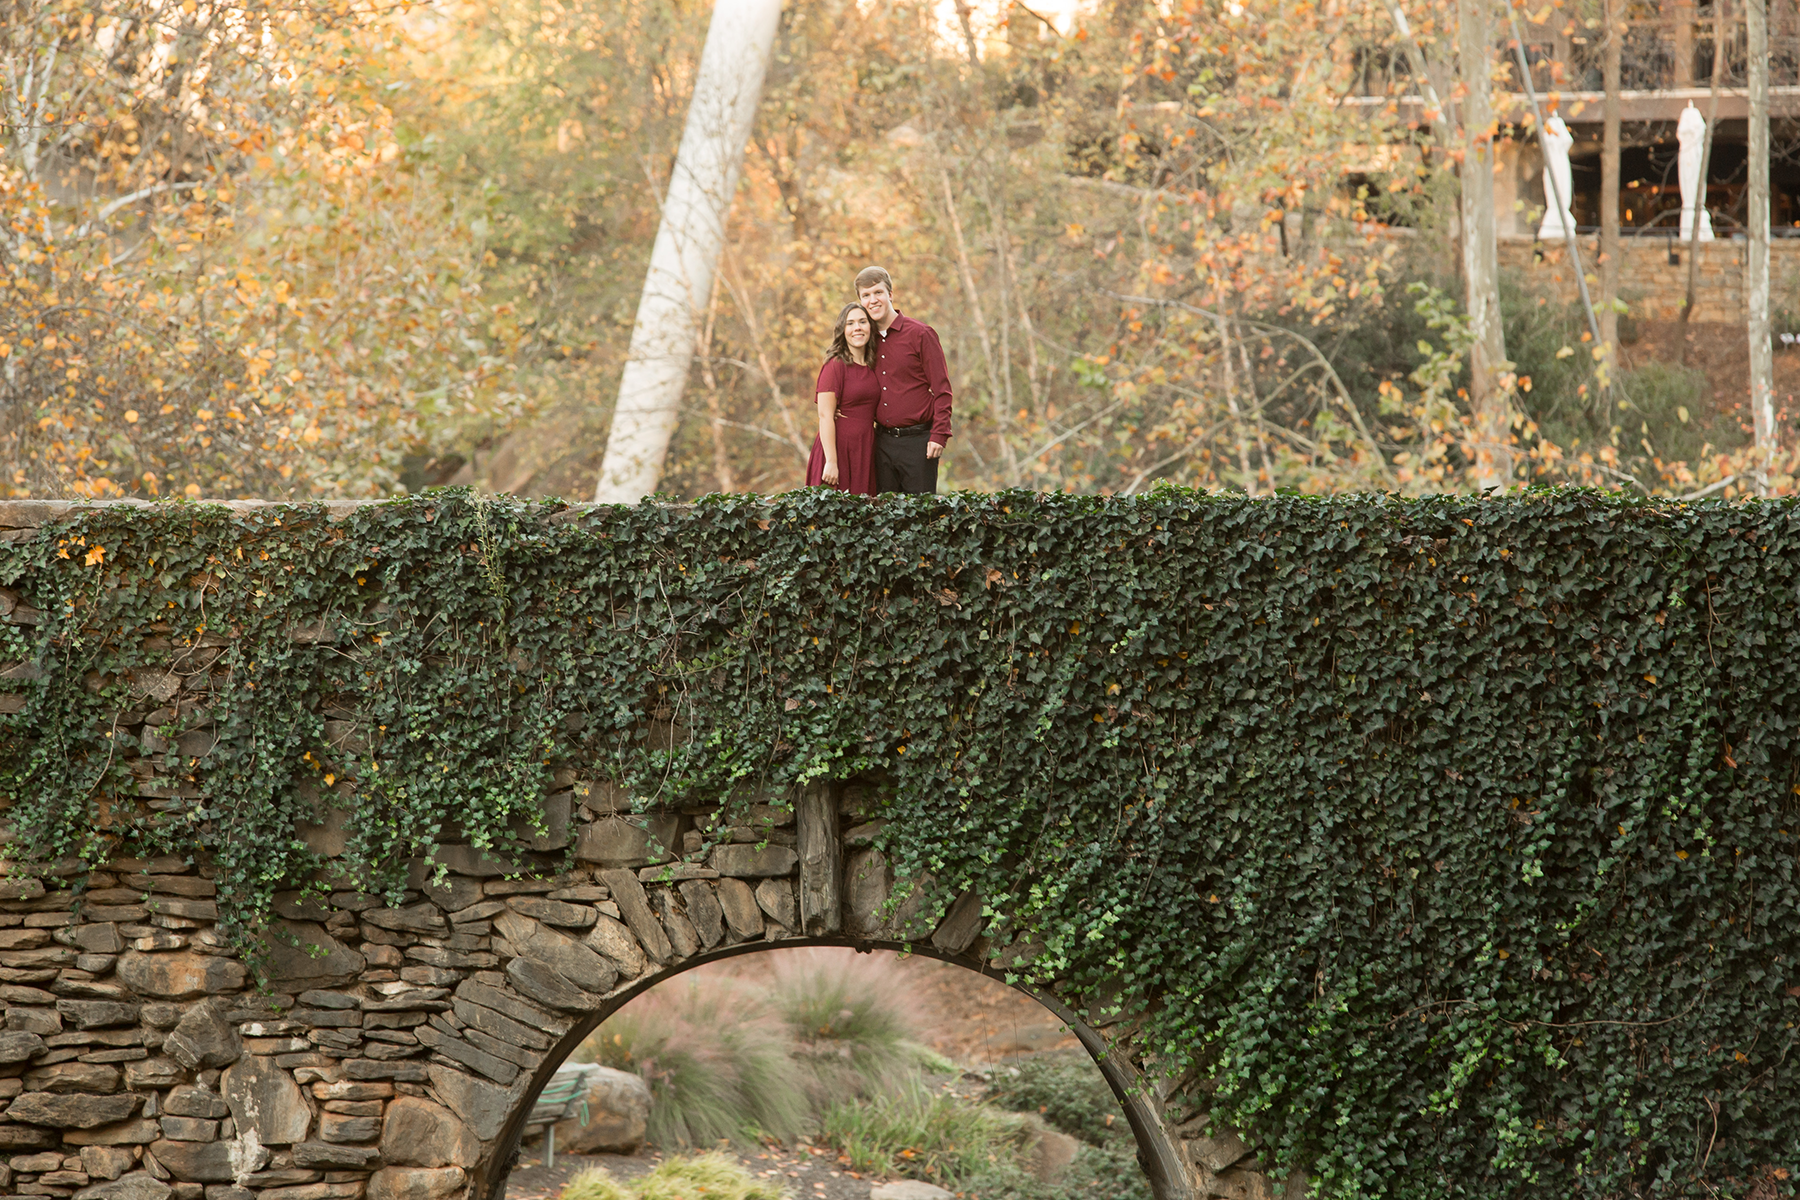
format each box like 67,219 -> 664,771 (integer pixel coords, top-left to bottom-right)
922,325 -> 953,455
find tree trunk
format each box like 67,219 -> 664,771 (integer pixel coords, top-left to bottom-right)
1600,0 -> 1622,398
1456,0 -> 1514,489
1680,0 -> 1725,352
593,0 -> 783,504
1747,0 -> 1775,490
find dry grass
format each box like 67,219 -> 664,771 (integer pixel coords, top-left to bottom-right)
560,1155 -> 789,1200
578,949 -> 933,1149
582,975 -> 809,1148
764,948 -> 922,1105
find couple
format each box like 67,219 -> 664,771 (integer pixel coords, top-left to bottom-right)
804,266 -> 952,496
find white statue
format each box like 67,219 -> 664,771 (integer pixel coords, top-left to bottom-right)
1536,115 -> 1579,240
1677,102 -> 1715,241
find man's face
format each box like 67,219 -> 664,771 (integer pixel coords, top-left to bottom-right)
858,281 -> 893,324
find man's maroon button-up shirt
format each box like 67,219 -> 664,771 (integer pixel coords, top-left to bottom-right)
872,312 -> 954,444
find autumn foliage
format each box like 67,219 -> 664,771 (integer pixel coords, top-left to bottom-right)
1,0 -> 1791,500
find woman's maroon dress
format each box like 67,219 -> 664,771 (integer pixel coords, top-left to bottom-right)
805,356 -> 879,496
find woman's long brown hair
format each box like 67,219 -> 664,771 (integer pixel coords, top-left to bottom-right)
826,303 -> 876,366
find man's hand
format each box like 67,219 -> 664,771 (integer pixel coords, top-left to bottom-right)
926,441 -> 944,460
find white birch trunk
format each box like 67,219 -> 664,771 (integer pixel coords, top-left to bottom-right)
1455,0 -> 1514,490
1747,0 -> 1776,492
593,0 -> 783,504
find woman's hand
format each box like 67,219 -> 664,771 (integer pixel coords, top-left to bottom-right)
821,459 -> 839,485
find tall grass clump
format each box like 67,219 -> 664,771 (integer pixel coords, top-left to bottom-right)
559,1155 -> 788,1200
632,1153 -> 790,1200
819,1078 -> 1035,1188
584,978 -> 808,1148
580,949 -> 932,1148
765,948 -> 920,1104
559,1169 -> 630,1200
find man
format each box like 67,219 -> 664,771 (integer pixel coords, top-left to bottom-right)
855,265 -> 952,494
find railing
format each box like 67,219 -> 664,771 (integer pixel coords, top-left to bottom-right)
1349,0 -> 1800,95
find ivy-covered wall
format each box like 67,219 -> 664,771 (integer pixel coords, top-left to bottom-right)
0,491 -> 1795,1198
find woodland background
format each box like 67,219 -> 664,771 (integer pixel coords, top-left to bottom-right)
2,0 -> 1793,503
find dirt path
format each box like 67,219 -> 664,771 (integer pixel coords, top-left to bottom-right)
503,1140 -> 880,1200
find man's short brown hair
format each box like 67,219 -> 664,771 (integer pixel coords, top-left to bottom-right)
854,265 -> 893,294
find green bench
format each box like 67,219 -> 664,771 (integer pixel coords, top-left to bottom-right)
525,1065 -> 597,1169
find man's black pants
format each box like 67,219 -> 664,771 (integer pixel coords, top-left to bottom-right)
875,426 -> 938,494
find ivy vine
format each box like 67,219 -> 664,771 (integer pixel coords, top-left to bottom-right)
0,488 -> 1795,1197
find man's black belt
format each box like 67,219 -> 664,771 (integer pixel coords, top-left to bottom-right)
877,422 -> 932,437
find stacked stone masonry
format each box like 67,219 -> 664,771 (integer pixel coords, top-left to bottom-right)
1497,234 -> 1800,324
0,501 -> 1295,1200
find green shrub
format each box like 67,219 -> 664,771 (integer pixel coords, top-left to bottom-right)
1501,270 -> 1747,479
583,978 -> 809,1148
819,1079 -> 1035,1188
1613,359 -> 1732,464
1501,271 -> 1605,448
983,1054 -> 1125,1146
978,1055 -> 1152,1200
955,1142 -> 1154,1200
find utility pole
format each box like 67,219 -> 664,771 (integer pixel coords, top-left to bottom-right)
1746,0 -> 1775,491
594,0 -> 784,504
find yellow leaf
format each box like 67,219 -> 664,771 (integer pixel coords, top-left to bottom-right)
84,545 -> 105,566
124,410 -> 139,424
324,773 -> 336,786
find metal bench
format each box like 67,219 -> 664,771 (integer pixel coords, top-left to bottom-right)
524,1064 -> 599,1169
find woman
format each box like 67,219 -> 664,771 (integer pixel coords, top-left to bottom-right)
805,303 -> 879,495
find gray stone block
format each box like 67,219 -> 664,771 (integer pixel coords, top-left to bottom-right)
221,1057 -> 311,1145
377,1098 -> 478,1169
424,1064 -> 513,1141
714,879 -> 763,942
8,1091 -> 142,1127
707,845 -> 799,878
581,915 -> 646,979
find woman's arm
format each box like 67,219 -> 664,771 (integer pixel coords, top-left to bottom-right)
816,391 -> 840,485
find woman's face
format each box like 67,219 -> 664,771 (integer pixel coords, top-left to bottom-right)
844,308 -> 871,349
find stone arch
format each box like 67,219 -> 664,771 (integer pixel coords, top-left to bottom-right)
484,937 -> 1187,1200
0,781 -> 1279,1200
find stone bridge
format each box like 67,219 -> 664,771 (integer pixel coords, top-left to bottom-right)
0,497 -> 1284,1200
13,492 -> 1759,1200
0,784 -> 1255,1200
